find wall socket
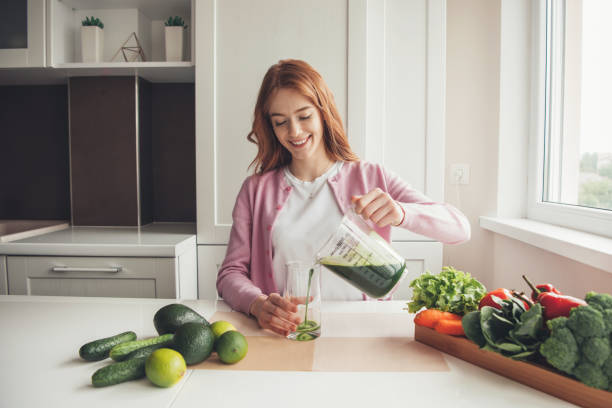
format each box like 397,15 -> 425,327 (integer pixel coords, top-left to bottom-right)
450,163 -> 470,185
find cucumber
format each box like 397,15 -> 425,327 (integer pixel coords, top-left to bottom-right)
91,357 -> 147,387
123,342 -> 169,360
109,333 -> 174,362
79,331 -> 137,361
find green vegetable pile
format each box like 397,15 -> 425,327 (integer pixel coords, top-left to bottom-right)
539,292 -> 612,391
407,266 -> 486,314
462,297 -> 547,360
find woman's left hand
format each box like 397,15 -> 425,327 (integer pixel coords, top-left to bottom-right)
352,188 -> 404,227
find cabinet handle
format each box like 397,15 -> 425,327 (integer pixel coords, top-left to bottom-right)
51,266 -> 122,273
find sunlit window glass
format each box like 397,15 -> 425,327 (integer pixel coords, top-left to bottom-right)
544,0 -> 612,211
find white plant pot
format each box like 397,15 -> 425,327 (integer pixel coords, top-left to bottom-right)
165,26 -> 184,62
81,26 -> 104,63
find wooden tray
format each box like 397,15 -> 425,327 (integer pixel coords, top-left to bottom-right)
415,325 -> 611,408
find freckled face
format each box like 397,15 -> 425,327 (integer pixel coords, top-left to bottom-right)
268,88 -> 327,164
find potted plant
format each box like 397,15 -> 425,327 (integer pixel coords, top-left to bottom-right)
81,16 -> 104,63
164,16 -> 188,62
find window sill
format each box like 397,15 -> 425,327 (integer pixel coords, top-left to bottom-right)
479,216 -> 612,273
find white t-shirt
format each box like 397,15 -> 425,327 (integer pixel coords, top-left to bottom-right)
271,162 -> 363,300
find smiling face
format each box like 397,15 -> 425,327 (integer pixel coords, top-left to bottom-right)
268,88 -> 329,171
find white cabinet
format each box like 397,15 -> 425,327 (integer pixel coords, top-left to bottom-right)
6,255 -> 196,299
197,245 -> 227,300
0,0 -> 46,67
0,256 -> 7,295
194,0 -> 448,297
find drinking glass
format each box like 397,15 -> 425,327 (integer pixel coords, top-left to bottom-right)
283,261 -> 321,341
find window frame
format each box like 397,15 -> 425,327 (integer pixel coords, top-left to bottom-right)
527,0 -> 612,239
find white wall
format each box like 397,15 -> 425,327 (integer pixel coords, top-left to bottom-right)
443,0 -> 612,296
444,0 -> 500,289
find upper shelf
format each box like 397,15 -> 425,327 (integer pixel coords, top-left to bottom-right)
9,0 -> 195,84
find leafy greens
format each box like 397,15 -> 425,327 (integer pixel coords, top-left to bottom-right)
407,266 -> 486,314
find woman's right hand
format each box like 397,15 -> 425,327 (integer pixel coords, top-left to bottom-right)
249,293 -> 302,337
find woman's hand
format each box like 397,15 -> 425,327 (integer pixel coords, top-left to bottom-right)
249,293 -> 302,336
352,188 -> 405,227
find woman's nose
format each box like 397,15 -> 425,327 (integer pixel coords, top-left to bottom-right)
288,118 -> 301,137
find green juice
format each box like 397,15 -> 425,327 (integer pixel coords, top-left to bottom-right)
319,258 -> 406,298
289,268 -> 320,342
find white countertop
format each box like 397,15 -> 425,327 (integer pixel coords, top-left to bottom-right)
0,296 -> 576,408
0,223 -> 196,257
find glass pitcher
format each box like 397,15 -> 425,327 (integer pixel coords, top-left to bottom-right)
316,208 -> 407,298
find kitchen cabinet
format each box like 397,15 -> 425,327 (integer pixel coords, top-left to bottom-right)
0,0 -> 46,67
7,256 -> 180,298
0,0 -> 194,84
195,0 -> 447,298
0,223 -> 198,299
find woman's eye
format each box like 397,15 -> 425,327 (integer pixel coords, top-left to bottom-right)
299,115 -> 312,121
274,120 -> 287,127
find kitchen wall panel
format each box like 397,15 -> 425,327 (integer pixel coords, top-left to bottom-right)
0,85 -> 70,220
151,83 -> 196,222
69,76 -> 140,226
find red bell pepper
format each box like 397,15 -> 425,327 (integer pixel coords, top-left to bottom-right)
529,282 -> 562,301
522,275 -> 587,320
479,288 -> 531,310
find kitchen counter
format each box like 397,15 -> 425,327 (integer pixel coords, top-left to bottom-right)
0,296 -> 576,407
0,223 -> 196,257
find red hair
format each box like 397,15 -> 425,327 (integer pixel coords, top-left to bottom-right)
247,59 -> 359,174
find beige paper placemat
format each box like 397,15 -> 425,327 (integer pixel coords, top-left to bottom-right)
209,311 -> 273,336
192,335 -> 316,371
312,337 -> 449,372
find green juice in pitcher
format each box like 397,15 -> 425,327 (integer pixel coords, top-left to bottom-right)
319,257 -> 406,298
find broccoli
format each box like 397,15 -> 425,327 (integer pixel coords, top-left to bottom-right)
573,361 -> 609,390
586,291 -> 612,314
539,325 -> 579,374
582,337 -> 610,366
566,306 -> 606,337
539,295 -> 612,391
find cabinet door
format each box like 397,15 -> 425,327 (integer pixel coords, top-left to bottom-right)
7,256 -> 177,299
0,0 -> 46,67
390,241 -> 442,300
353,0 -> 447,242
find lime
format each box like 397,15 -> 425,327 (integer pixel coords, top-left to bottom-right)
216,331 -> 248,364
210,320 -> 236,341
145,348 -> 186,387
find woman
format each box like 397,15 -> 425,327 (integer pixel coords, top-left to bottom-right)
217,59 -> 470,336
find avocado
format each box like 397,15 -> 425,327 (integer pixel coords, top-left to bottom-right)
172,322 -> 215,365
153,303 -> 209,335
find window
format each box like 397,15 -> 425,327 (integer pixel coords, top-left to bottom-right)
528,0 -> 612,238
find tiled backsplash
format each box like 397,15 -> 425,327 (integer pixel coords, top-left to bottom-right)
0,80 -> 195,224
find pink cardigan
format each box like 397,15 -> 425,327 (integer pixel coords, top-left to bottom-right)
216,160 -> 471,314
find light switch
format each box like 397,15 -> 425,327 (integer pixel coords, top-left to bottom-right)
450,163 -> 470,185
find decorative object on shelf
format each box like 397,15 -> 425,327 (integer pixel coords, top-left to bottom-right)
110,32 -> 147,62
81,16 -> 104,63
164,16 -> 188,62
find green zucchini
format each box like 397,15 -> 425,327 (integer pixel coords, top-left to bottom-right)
79,331 -> 137,361
123,342 -> 169,360
109,333 -> 174,361
91,357 -> 147,387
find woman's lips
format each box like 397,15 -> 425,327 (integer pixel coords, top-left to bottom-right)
290,135 -> 311,148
